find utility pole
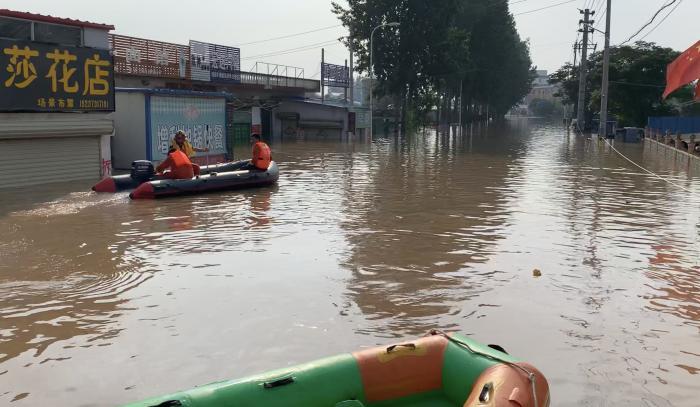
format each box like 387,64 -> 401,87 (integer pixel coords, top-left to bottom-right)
349,33 -> 354,106
321,48 -> 325,104
458,79 -> 463,136
576,8 -> 594,130
598,0 -> 612,138
344,59 -> 348,103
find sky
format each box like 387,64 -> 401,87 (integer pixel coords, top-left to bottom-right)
3,0 -> 698,77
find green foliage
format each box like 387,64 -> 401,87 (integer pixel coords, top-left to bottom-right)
332,0 -> 534,123
550,42 -> 694,127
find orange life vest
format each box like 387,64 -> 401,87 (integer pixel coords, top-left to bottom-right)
252,141 -> 272,170
157,150 -> 194,179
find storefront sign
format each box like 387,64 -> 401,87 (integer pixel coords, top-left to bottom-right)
0,38 -> 114,112
322,62 -> 349,88
149,95 -> 227,161
189,40 -> 240,83
111,34 -> 189,79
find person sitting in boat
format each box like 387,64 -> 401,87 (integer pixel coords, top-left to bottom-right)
171,130 -> 209,158
248,133 -> 272,171
156,147 -> 200,179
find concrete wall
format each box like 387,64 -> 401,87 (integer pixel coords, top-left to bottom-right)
112,92 -> 146,169
83,28 -> 110,49
273,101 -> 348,139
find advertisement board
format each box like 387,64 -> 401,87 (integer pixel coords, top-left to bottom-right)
189,40 -> 240,83
110,34 -> 189,79
322,62 -> 350,88
0,38 -> 114,112
149,95 -> 227,162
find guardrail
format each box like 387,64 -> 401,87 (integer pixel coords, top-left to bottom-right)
239,71 -> 319,92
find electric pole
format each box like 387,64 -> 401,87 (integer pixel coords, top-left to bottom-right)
598,0 -> 612,138
576,8 -> 594,130
349,33 -> 354,106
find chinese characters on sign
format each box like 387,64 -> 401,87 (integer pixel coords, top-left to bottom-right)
110,34 -> 188,79
149,96 -> 227,162
189,40 -> 240,83
0,39 -> 114,112
321,62 -> 350,88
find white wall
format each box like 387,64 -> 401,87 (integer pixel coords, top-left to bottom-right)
273,101 -> 348,138
112,92 -> 146,169
83,28 -> 110,49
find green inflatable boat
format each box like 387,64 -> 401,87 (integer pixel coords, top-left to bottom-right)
124,330 -> 550,407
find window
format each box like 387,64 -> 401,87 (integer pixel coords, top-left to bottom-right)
34,22 -> 81,46
0,17 -> 31,40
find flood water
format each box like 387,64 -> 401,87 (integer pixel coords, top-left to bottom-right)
1,121 -> 699,406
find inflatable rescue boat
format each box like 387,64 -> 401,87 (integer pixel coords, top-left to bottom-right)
93,160 -> 247,193
124,330 -> 549,407
129,161 -> 278,199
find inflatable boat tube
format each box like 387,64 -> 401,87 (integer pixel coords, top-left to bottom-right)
92,161 -> 248,193
123,331 -> 550,407
129,161 -> 279,199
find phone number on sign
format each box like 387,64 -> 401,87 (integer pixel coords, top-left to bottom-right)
79,99 -> 110,109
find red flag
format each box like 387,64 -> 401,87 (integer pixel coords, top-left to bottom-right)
663,40 -> 700,99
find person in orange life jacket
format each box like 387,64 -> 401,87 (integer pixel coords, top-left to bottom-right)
247,133 -> 272,170
171,130 -> 209,158
155,147 -> 200,179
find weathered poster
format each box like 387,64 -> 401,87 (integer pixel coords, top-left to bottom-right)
149,95 -> 227,162
322,62 -> 350,88
189,40 -> 240,83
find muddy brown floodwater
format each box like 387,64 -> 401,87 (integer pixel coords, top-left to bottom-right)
1,121 -> 699,406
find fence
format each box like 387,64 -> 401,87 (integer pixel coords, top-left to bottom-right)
648,116 -> 700,134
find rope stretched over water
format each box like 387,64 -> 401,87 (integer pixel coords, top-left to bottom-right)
601,138 -> 693,194
428,329 -> 540,407
572,124 -> 694,194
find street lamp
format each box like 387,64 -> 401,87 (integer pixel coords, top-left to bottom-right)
369,22 -> 399,139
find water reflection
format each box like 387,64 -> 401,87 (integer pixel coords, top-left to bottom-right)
340,127 -> 522,336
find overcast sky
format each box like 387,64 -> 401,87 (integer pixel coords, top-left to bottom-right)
4,0 -> 697,76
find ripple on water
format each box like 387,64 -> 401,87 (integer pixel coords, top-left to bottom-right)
0,124 -> 699,406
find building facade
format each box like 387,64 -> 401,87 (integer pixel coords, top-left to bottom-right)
0,9 -> 115,188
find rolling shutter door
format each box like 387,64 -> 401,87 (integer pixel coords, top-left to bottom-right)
0,137 -> 100,188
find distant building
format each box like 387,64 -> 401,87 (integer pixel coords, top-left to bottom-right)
523,70 -> 560,105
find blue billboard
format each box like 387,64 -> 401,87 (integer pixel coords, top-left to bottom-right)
149,95 -> 226,162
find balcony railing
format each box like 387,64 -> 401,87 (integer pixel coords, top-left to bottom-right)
238,71 -> 318,92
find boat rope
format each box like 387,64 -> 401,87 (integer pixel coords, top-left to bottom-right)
428,329 -> 540,407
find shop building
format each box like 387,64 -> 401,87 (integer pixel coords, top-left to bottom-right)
0,9 -> 115,188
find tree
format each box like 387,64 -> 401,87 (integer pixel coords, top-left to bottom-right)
550,42 -> 694,127
331,0 -> 534,127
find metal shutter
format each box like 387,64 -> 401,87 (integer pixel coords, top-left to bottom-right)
0,137 -> 100,188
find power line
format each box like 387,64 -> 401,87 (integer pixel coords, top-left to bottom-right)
513,0 -> 577,16
509,0 -> 532,4
620,0 -> 681,45
639,0 -> 684,41
593,8 -> 606,30
235,25 -> 343,46
591,0 -> 606,29
609,80 -> 665,88
241,39 -> 343,61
